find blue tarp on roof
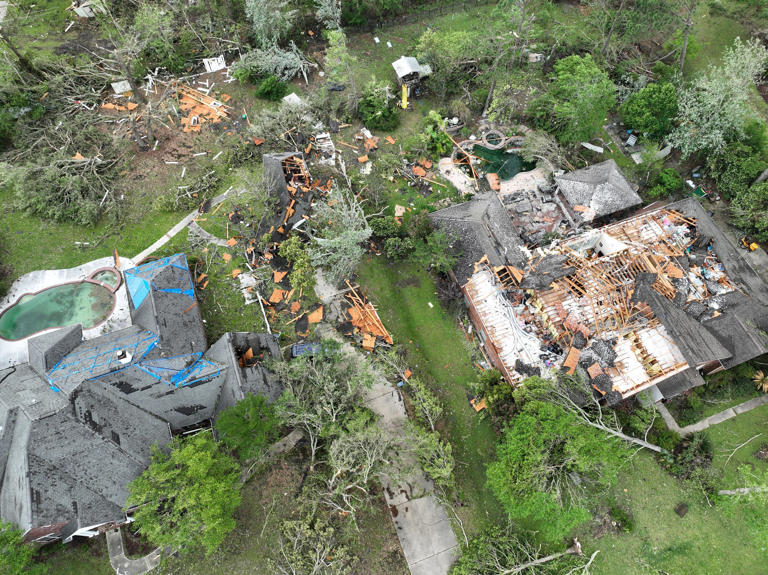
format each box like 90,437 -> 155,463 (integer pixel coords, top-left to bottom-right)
124,254 -> 195,309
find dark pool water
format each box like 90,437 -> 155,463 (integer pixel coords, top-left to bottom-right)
473,145 -> 534,180
0,282 -> 114,340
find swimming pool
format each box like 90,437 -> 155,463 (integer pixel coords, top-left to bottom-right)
0,268 -> 121,341
472,145 -> 534,180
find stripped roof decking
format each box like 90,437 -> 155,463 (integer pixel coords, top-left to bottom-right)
463,202 -> 761,401
464,269 -> 544,383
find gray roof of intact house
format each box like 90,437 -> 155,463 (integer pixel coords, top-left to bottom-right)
555,159 -> 642,223
430,192 -> 528,285
0,254 -> 281,540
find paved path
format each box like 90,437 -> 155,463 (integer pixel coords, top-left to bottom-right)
188,221 -> 230,247
364,379 -> 459,575
133,188 -> 237,263
0,2 -> 7,24
106,528 -> 163,575
656,394 -> 768,435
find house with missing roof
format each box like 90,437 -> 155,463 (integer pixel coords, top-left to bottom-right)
432,168 -> 768,404
0,254 -> 281,543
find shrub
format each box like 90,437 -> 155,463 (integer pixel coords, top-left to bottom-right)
369,216 -> 402,239
256,75 -> 288,101
383,236 -> 414,260
620,82 -> 678,140
647,168 -> 683,200
357,80 -> 400,131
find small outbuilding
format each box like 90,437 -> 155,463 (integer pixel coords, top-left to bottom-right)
391,56 -> 432,87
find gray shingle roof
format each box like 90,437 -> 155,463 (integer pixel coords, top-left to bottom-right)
555,159 -> 641,222
0,253 -> 281,539
430,192 -> 527,285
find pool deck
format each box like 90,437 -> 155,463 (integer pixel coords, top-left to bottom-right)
0,257 -> 135,369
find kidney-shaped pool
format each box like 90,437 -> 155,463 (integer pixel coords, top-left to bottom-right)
0,268 -> 121,341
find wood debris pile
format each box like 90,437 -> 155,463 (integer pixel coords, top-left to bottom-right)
340,281 -> 393,351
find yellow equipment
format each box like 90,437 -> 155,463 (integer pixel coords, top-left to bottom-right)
741,237 -> 759,251
401,84 -> 408,109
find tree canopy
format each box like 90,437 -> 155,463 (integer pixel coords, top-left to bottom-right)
0,522 -> 45,575
669,38 -> 768,157
620,82 -> 678,140
126,432 -> 241,556
731,181 -> 768,242
487,380 -> 626,542
530,54 -> 616,144
215,393 -> 280,460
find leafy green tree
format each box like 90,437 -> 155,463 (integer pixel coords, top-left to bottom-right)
357,80 -> 399,131
245,0 -> 296,47
708,142 -> 767,200
529,54 -> 616,144
647,167 -> 683,200
269,516 -> 353,575
477,368 -> 515,421
409,424 -> 455,490
308,187 -> 372,285
486,397 -> 626,542
451,524 -> 586,575
0,522 -> 45,575
620,82 -> 678,139
731,182 -> 768,242
215,394 -> 280,459
315,0 -> 342,29
279,236 -> 316,292
411,231 -> 459,274
416,28 -> 486,99
255,76 -> 288,101
670,38 -> 768,157
126,432 -> 241,556
383,236 -> 414,260
406,377 -> 443,431
420,110 -> 453,157
273,341 -> 373,468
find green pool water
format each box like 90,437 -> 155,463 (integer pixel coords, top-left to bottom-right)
0,282 -> 114,341
473,145 -> 534,180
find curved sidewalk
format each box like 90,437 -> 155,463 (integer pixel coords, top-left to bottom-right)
657,394 -> 768,435
106,528 -> 163,575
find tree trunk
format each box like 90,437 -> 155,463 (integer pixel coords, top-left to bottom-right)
482,77 -> 497,117
501,539 -> 584,574
0,33 -> 42,79
679,0 -> 696,77
718,486 -> 768,496
589,420 -> 663,452
118,54 -> 146,104
601,0 -> 627,57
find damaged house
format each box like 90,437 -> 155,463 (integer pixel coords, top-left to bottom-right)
439,198 -> 768,403
554,159 -> 642,225
0,254 -> 280,543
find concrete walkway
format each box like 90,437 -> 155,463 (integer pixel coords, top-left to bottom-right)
188,221 -> 230,247
364,378 -> 459,575
657,394 -> 768,435
133,188 -> 238,263
106,528 -> 163,575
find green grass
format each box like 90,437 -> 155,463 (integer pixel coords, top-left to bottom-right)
357,257 -> 505,534
164,457 -> 406,575
40,535 -> 112,575
581,403 -> 768,574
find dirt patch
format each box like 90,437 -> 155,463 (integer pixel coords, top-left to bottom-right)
123,528 -> 156,559
675,502 -> 689,517
759,84 -> 768,106
395,276 -> 421,289
753,442 -> 768,461
592,512 -> 622,539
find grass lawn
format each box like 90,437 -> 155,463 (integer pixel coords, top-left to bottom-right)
581,403 -> 768,575
164,456 -> 406,575
357,257 -> 505,534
